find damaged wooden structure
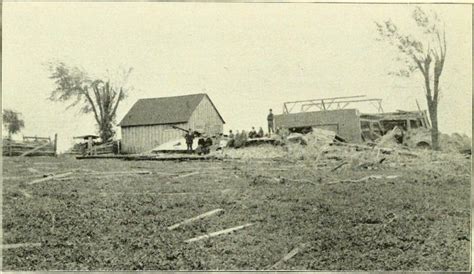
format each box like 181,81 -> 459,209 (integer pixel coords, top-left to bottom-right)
3,134 -> 58,157
275,95 -> 433,149
68,135 -> 120,156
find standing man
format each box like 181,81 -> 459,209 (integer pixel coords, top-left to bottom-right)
185,128 -> 195,153
267,109 -> 274,135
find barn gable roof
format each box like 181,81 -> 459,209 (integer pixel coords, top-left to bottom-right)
119,93 -> 225,127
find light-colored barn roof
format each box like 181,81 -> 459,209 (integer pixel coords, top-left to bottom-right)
119,93 -> 225,127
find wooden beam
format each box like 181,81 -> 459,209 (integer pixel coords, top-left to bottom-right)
177,171 -> 199,178
88,170 -> 152,175
271,243 -> 306,269
167,209 -> 224,230
184,223 -> 253,243
3,243 -> 42,249
28,172 -> 73,185
284,95 -> 366,105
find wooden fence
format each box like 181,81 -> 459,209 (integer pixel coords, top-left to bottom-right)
3,134 -> 58,157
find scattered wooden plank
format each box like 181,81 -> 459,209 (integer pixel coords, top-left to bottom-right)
54,177 -> 75,181
159,192 -> 205,196
20,142 -> 51,157
329,175 -> 382,185
27,167 -> 40,173
88,170 -> 152,175
3,243 -> 42,249
28,172 -> 74,185
167,209 -> 224,231
154,171 -> 179,176
271,243 -> 306,269
282,177 -> 313,184
3,175 -> 43,180
56,170 -> 154,180
327,175 -> 398,185
97,191 -> 205,196
33,162 -> 59,166
19,189 -> 32,198
266,168 -> 290,171
184,223 -> 253,243
330,162 -> 348,172
177,171 -> 200,179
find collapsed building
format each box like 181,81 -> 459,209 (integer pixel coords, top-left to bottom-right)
274,95 -> 433,149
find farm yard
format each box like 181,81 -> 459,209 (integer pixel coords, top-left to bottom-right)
2,145 -> 470,271
2,2 -> 472,272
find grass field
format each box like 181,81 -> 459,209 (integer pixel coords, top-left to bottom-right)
2,153 -> 471,271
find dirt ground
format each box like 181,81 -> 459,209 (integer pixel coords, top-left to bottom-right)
2,152 -> 471,271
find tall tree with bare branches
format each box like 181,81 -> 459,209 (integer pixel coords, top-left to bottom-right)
375,7 -> 446,150
47,62 -> 133,142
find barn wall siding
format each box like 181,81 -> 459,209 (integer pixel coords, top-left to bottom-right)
188,96 -> 224,135
121,123 -> 187,154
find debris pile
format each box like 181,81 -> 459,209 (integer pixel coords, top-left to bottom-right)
286,129 -> 337,161
217,127 -> 471,178
219,144 -> 287,159
375,126 -> 403,149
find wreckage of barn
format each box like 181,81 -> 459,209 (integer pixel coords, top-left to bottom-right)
274,95 -> 433,149
119,93 -> 225,154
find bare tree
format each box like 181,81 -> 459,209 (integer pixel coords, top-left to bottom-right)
3,109 -> 25,139
376,7 -> 446,150
47,62 -> 132,142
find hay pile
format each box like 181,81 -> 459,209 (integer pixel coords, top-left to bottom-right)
439,133 -> 471,154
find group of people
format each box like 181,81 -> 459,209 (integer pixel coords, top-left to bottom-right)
228,127 -> 264,140
184,129 -> 213,155
184,109 -> 279,152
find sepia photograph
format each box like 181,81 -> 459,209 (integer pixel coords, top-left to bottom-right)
1,1 -> 472,271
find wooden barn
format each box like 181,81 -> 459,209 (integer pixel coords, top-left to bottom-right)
119,93 -> 225,154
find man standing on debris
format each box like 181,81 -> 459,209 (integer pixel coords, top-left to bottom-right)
267,109 -> 274,135
185,128 -> 195,153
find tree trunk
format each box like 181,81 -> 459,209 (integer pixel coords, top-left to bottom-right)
427,99 -> 440,150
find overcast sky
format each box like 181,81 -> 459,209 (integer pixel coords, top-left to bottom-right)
3,3 -> 471,151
